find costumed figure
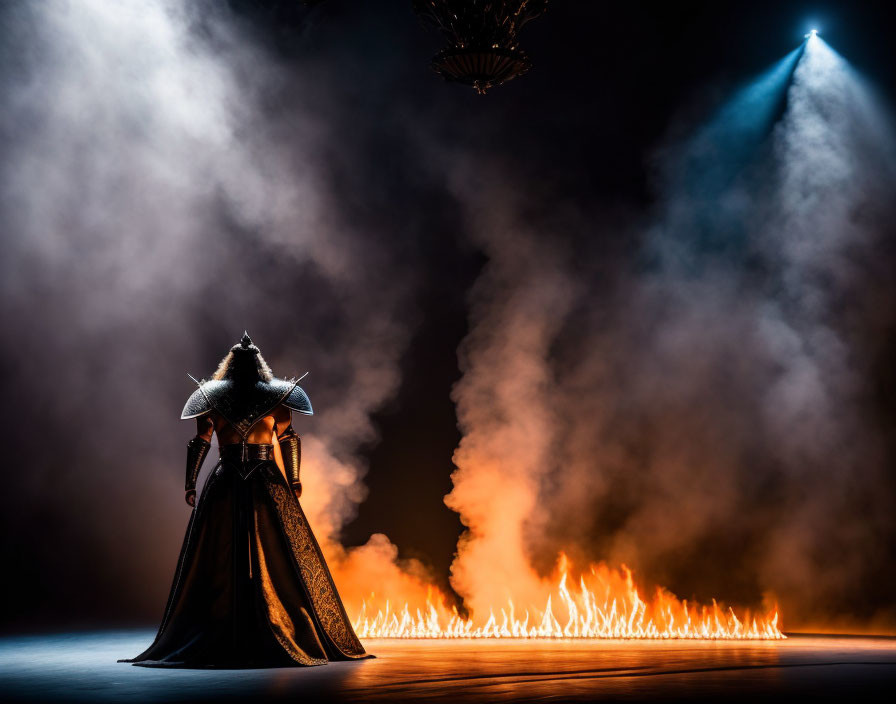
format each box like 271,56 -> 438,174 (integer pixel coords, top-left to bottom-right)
123,333 -> 368,667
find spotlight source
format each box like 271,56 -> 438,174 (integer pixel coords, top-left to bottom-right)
805,28 -> 819,39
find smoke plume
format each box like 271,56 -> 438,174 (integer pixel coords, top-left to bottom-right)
0,0 -> 432,628
445,37 -> 896,630
2,1 -> 895,636
445,175 -> 579,616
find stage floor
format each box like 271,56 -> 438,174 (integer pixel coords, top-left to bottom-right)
1,631 -> 894,702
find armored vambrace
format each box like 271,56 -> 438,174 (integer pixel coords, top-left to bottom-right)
279,425 -> 301,490
185,436 -> 211,492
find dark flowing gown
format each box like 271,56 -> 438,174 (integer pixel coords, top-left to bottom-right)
123,451 -> 368,667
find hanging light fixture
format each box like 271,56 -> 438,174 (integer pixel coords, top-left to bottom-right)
412,0 -> 549,94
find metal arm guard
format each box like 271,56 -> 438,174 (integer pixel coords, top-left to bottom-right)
185,436 -> 211,492
279,425 -> 301,489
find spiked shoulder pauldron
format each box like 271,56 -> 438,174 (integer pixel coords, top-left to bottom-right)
181,376 -> 312,437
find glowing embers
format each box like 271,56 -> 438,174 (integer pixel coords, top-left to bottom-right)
352,558 -> 785,640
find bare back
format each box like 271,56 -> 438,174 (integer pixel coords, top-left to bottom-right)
195,405 -> 293,446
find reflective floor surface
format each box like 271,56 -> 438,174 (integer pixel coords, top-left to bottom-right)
1,631 -> 895,702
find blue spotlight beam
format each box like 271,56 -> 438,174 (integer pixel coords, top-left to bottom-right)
674,44 -> 805,205
653,43 -> 807,266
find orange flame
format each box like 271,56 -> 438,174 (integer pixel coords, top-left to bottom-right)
348,555 -> 784,639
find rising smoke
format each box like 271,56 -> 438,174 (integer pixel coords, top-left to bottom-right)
2,1 -> 895,636
445,35 -> 896,630
0,0 -> 434,627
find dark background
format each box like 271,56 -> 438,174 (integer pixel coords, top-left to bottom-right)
1,0 -> 895,633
